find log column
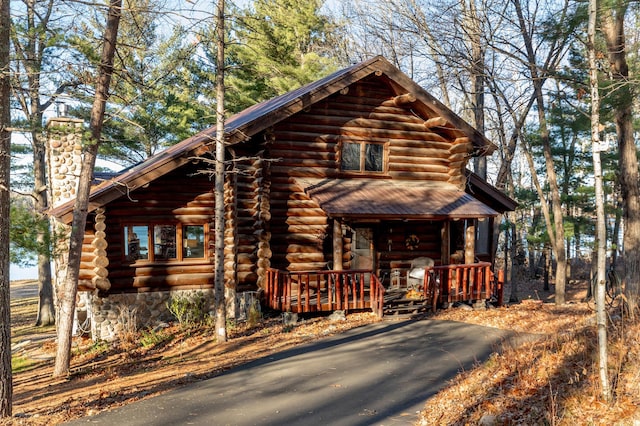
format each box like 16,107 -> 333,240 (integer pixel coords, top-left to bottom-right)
254,157 -> 272,288
441,221 -> 451,265
91,208 -> 111,291
333,219 -> 343,270
464,220 -> 476,264
224,165 -> 238,318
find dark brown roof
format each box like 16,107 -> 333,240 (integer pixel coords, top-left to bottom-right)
298,179 -> 499,219
466,171 -> 518,213
50,56 -> 498,223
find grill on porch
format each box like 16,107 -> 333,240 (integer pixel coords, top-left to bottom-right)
264,262 -> 504,317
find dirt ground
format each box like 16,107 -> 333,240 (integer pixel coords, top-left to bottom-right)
5,277 -> 638,425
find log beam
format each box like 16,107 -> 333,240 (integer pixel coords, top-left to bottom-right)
393,93 -> 416,106
424,117 -> 449,129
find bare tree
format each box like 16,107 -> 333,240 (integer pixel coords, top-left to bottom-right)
9,0 -> 73,326
53,0 -> 122,377
510,0 -> 571,303
601,1 -> 640,317
214,0 -> 227,343
587,0 -> 610,401
0,0 -> 13,416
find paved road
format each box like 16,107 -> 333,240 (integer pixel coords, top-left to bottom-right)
67,318 -> 529,426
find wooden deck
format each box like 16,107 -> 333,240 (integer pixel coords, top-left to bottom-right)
264,263 -> 503,317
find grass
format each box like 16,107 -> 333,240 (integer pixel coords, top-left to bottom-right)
11,356 -> 35,374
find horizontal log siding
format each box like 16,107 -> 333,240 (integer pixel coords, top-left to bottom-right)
263,77 -> 463,273
374,221 -> 442,275
99,163 -> 217,292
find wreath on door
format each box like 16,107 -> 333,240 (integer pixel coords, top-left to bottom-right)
405,234 -> 420,250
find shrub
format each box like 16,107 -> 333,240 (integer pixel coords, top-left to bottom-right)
116,305 -> 138,348
167,293 -> 210,328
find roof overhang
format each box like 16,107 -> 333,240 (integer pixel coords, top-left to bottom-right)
465,171 -> 518,213
298,178 -> 499,220
50,56 -> 499,223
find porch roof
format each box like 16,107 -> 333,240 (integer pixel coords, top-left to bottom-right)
299,179 -> 499,219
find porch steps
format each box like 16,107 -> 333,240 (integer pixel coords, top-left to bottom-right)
383,289 -> 430,318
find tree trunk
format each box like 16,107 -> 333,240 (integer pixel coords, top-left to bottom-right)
214,0 -> 227,343
11,0 -> 64,327
53,0 -> 121,377
507,215 -> 518,303
601,2 -> 640,317
0,0 -> 13,415
513,0 -> 567,303
588,0 -> 611,401
33,137 -> 55,326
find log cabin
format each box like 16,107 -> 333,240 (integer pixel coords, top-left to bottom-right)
48,56 -> 516,340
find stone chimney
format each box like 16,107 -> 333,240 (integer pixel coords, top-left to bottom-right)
46,117 -> 84,208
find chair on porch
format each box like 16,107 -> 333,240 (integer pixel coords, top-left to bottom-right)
407,257 -> 435,290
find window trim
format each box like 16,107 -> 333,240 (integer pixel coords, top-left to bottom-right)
123,222 -> 209,263
339,139 -> 389,176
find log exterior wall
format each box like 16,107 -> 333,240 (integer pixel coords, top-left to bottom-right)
83,162 -> 217,292
75,75 -> 476,294
257,76 -> 470,277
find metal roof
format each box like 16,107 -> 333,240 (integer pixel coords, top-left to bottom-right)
298,179 -> 499,219
50,56 -> 499,222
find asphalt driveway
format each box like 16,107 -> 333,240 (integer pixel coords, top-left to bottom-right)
66,318 -> 529,426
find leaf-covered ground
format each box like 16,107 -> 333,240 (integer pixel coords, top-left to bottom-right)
5,278 -> 640,425
422,299 -> 640,425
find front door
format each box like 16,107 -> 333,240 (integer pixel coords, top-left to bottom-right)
353,227 -> 375,271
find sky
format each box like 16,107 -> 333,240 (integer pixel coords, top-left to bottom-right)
10,263 -> 38,281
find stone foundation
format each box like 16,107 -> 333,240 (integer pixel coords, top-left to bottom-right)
77,289 -> 261,341
78,289 -> 213,341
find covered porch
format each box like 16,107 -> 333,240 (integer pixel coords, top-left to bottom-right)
264,262 -> 504,317
262,178 -> 510,317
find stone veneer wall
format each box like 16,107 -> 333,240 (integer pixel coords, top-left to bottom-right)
82,289 -> 215,341
46,117 -> 84,207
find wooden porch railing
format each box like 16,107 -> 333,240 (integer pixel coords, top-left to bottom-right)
265,268 -> 385,317
422,262 -> 497,308
264,263 -> 501,317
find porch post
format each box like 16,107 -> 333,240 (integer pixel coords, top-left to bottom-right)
333,219 -> 343,270
465,220 -> 476,264
441,221 -> 450,265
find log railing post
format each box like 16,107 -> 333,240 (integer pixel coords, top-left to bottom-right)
497,269 -> 504,306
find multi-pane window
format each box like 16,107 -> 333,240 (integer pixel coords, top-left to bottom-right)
124,224 -> 206,262
154,225 -> 177,260
341,141 -> 386,173
183,225 -> 205,259
125,225 -> 150,261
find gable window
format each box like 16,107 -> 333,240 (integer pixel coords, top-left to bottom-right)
341,141 -> 386,174
124,223 -> 206,262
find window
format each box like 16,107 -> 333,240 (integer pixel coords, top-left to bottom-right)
125,225 -> 149,261
124,223 -> 206,262
154,225 -> 177,260
341,141 -> 386,173
183,225 -> 205,259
